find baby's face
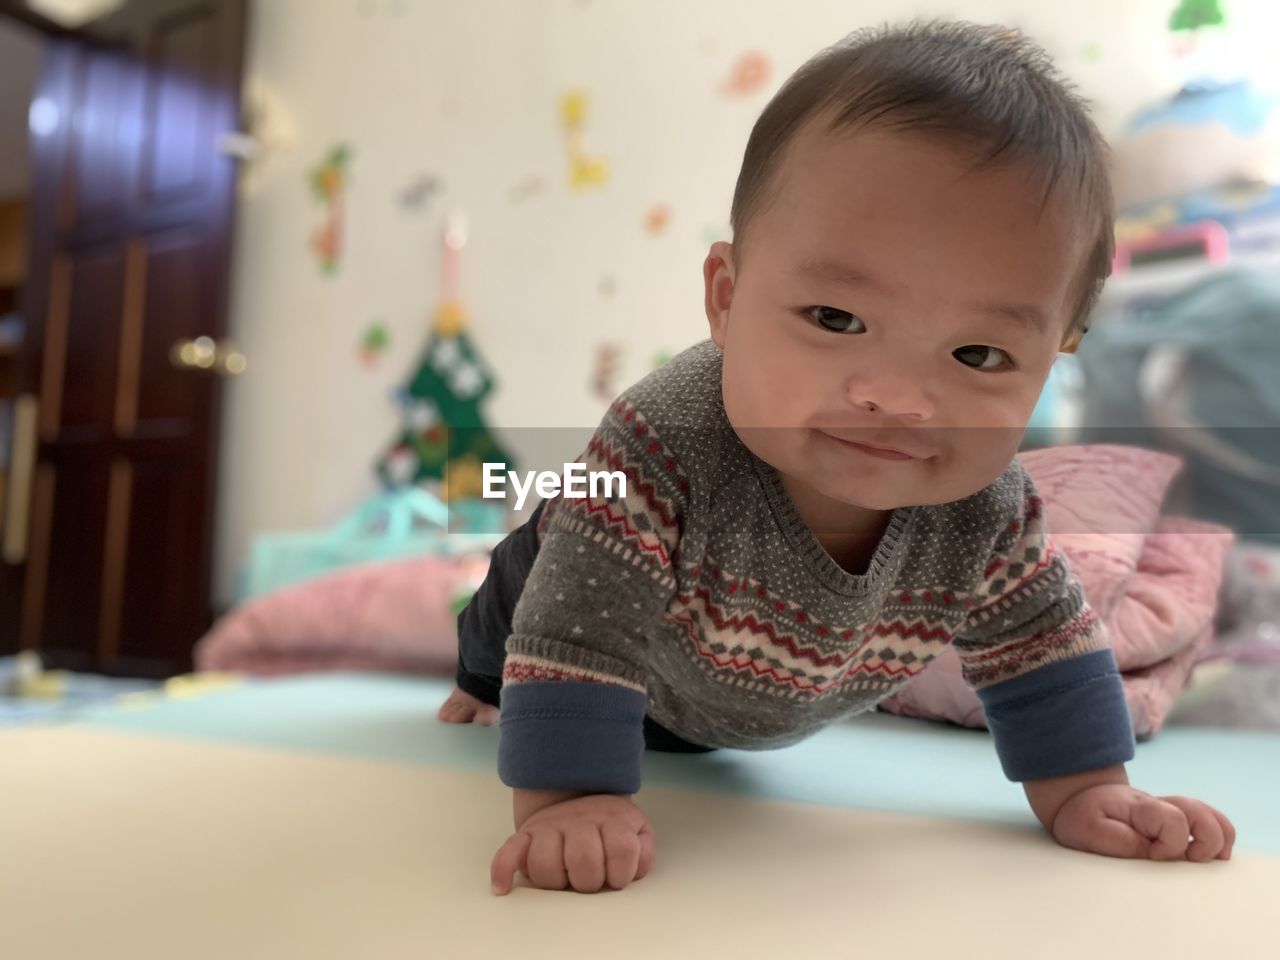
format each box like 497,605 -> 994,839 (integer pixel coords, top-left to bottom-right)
705,120 -> 1086,512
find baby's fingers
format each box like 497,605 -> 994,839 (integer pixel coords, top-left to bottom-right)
1162,796 -> 1234,862
563,825 -> 607,893
635,818 -> 657,880
1216,808 -> 1237,860
527,829 -> 568,889
1071,816 -> 1152,859
1131,797 -> 1189,861
490,831 -> 532,896
601,821 -> 642,890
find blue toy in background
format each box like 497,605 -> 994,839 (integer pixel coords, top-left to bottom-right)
240,486 -> 506,602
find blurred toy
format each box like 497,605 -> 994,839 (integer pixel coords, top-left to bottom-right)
6,650 -> 64,699
0,651 -> 164,726
1113,219 -> 1230,273
1105,76 -> 1280,274
243,485 -> 504,600
1111,79 -> 1280,216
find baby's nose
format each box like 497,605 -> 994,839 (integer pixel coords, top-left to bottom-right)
845,374 -> 934,420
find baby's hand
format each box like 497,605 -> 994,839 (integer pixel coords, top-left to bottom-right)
490,794 -> 656,895
1051,784 -> 1235,862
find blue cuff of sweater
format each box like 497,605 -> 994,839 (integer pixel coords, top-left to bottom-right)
497,680 -> 647,794
975,648 -> 1136,782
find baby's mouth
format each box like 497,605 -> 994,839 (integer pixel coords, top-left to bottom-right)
818,431 -> 926,460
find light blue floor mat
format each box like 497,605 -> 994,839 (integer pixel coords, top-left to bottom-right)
0,655 -> 162,727
76,672 -> 1280,854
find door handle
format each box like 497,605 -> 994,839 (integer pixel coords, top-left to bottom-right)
3,394 -> 38,566
169,337 -> 248,376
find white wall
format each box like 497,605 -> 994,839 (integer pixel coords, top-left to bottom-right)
215,0 -> 1280,604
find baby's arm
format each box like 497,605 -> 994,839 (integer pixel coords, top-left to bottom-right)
489,397 -> 687,893
953,465 -> 1234,860
953,466 -> 1135,783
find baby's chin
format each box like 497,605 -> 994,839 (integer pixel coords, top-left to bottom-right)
804,480 -> 917,512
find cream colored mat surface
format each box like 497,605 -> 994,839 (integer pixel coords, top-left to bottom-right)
1,726 -> 1275,960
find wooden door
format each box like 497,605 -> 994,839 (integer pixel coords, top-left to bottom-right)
0,0 -> 247,677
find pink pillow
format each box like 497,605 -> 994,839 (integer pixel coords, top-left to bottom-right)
1017,445 -> 1182,616
194,554 -> 489,676
1108,514 -> 1235,672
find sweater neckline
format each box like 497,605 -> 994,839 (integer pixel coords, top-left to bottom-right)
751,455 -> 917,596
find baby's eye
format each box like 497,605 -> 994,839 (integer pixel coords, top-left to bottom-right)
953,344 -> 1011,371
805,306 -> 866,334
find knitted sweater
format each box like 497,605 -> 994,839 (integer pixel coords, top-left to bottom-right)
497,339 -> 1135,794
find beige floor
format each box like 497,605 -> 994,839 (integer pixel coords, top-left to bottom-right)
1,725 -> 1275,960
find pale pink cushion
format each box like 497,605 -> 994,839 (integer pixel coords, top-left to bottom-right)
194,554 -> 490,676
1018,444 -> 1182,616
1107,515 -> 1232,671
878,445 -> 1235,738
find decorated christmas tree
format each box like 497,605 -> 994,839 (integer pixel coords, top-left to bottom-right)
377,215 -> 515,509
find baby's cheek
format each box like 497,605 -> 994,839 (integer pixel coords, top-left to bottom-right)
924,444 -> 1018,502
720,381 -> 758,434
967,438 -> 1024,486
724,372 -> 796,430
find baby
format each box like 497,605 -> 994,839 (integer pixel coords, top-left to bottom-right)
440,19 -> 1236,894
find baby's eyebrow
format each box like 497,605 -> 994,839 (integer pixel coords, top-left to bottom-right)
795,257 -> 1049,335
795,257 -> 891,294
965,298 -> 1049,335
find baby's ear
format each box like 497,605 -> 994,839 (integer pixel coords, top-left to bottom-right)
1059,327 -> 1086,354
703,242 -> 736,345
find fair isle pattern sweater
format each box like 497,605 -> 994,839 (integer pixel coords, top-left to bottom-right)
497,339 -> 1135,794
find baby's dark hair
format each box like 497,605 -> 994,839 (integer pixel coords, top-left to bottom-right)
729,19 -> 1114,347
